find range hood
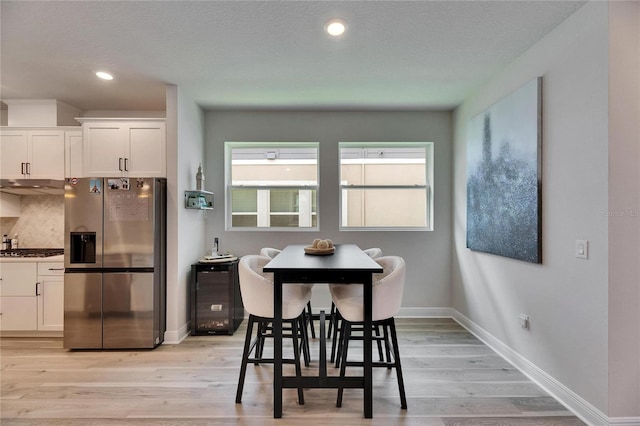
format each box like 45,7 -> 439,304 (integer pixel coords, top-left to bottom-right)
0,179 -> 65,195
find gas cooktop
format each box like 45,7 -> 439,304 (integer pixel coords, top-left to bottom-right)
0,248 -> 64,258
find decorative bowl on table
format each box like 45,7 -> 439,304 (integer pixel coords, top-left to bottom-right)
304,239 -> 335,255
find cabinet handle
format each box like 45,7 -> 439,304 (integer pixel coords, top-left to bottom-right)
26,162 -> 31,175
124,158 -> 129,171
119,157 -> 124,171
48,267 -> 65,271
21,162 -> 26,175
36,282 -> 41,296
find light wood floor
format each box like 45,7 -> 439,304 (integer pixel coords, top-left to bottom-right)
0,318 -> 585,425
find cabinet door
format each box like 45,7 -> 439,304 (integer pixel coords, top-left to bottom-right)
28,130 -> 65,179
126,122 -> 166,177
0,263 -> 38,297
65,130 -> 83,178
37,276 -> 64,331
83,123 -> 126,176
0,296 -> 38,330
0,130 -> 28,179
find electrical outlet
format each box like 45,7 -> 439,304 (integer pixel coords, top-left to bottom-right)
575,240 -> 589,259
519,314 -> 530,330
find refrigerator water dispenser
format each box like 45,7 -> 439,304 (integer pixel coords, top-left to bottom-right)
70,232 -> 96,263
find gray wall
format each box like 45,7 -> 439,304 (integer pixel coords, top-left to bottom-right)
607,0 -> 640,417
203,110 -> 452,312
453,1 -> 638,418
165,85 -> 206,343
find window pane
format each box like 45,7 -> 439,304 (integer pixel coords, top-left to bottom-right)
270,214 -> 300,227
341,163 -> 426,186
232,215 -> 257,227
339,142 -> 432,230
340,146 -> 426,186
231,189 -> 257,213
341,188 -> 427,228
270,189 -> 298,213
226,142 -> 319,230
231,147 -> 317,186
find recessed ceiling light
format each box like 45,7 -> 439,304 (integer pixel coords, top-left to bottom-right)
96,71 -> 114,80
325,18 -> 347,37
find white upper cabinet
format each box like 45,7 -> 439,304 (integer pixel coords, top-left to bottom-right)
65,129 -> 83,178
0,129 -> 65,179
80,119 -> 166,177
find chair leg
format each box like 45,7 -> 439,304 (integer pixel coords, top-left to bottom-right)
382,323 -> 393,369
235,314 -> 255,403
327,301 -> 336,337
299,315 -> 310,367
388,318 -> 407,409
291,317 -> 305,405
336,321 -> 351,407
307,301 -> 316,339
374,324 -> 384,362
331,309 -> 342,365
254,320 -> 267,364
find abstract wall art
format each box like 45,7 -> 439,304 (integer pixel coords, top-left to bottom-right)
466,77 -> 542,263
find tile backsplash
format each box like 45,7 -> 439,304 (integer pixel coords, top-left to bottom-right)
0,195 -> 64,248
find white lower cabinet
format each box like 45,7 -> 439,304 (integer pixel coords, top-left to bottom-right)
0,296 -> 38,330
0,261 -> 64,332
0,262 -> 38,331
37,262 -> 64,331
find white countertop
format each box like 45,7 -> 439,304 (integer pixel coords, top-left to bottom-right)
0,255 -> 64,263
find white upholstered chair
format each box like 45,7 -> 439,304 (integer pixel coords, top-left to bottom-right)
235,255 -> 312,405
328,247 -> 383,363
260,247 -> 317,339
330,255 -> 407,409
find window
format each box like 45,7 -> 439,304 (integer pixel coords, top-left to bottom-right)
225,142 -> 319,230
339,142 -> 433,231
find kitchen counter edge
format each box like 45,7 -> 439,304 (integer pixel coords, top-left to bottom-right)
0,255 -> 64,263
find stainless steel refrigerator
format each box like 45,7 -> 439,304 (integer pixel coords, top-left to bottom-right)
64,177 -> 166,349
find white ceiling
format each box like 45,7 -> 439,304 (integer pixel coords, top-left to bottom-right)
0,1 -> 586,112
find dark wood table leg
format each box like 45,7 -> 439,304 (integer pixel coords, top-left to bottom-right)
274,274 -> 283,418
319,310 -> 326,378
363,274 -> 373,418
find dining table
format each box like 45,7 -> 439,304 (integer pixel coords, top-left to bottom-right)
263,243 -> 383,418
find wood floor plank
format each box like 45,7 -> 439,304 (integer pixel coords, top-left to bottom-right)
0,318 -> 585,425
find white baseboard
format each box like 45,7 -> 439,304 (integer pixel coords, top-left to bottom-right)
163,322 -> 190,345
608,418 -> 640,426
450,309 -> 618,426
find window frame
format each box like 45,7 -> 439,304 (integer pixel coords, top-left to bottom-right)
225,141 -> 320,231
338,142 -> 434,231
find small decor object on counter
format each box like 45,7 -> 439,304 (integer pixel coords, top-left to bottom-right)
2,235 -> 9,250
11,234 -> 18,249
304,238 -> 335,255
196,163 -> 204,191
212,237 -> 219,257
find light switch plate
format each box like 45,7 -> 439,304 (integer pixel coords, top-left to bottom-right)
575,240 -> 588,259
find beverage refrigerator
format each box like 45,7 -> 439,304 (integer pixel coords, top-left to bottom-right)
63,177 -> 166,349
